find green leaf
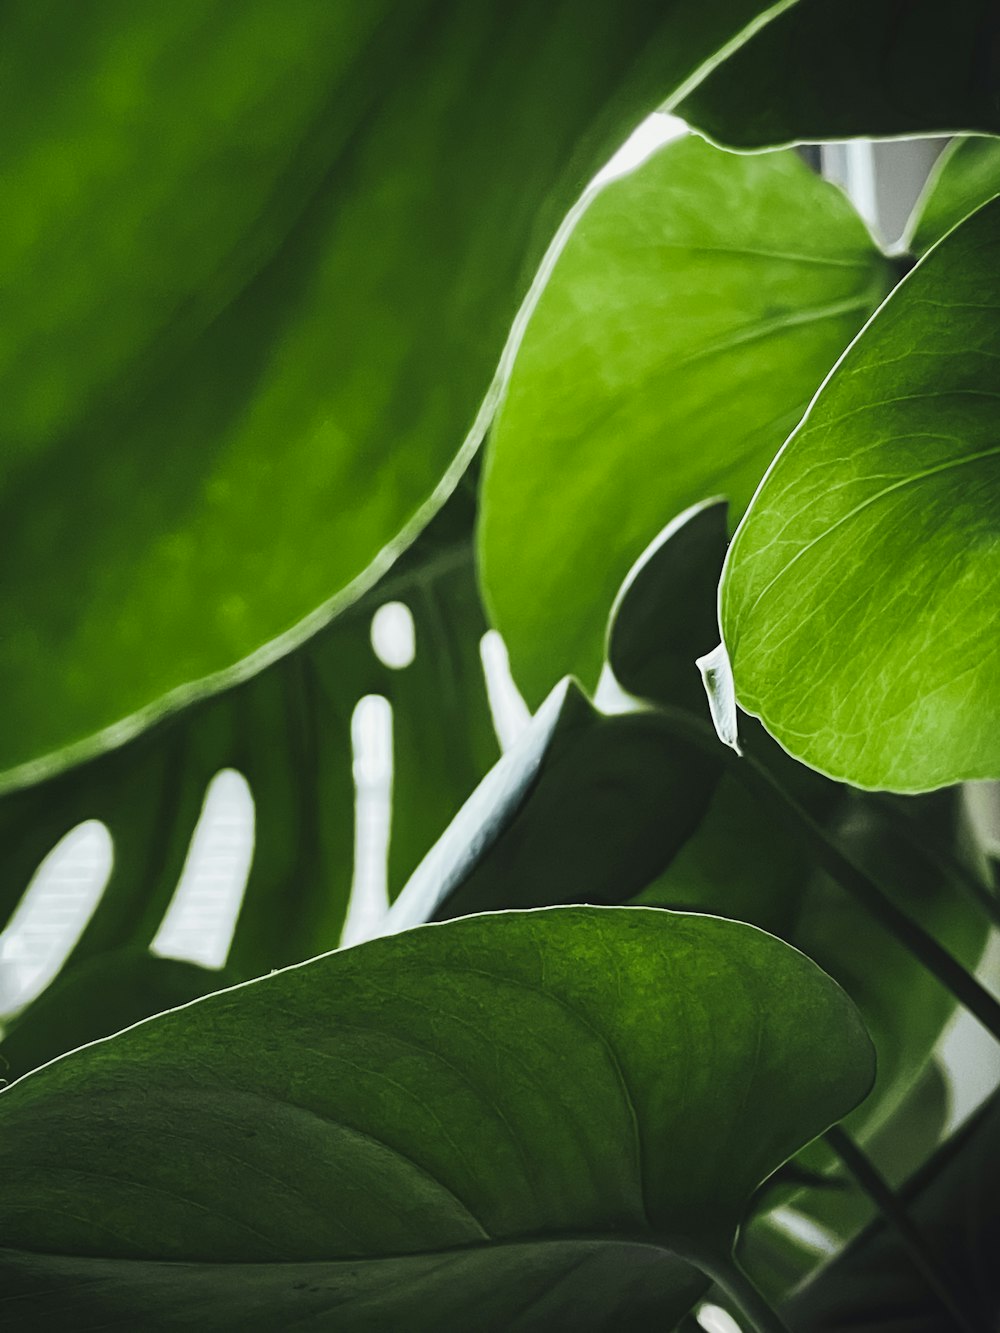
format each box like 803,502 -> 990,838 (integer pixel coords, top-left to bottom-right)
0,907 -> 875,1328
720,196 -> 1000,792
481,133 -> 892,705
906,135 -> 1000,256
0,1 -> 793,791
679,0 -> 1000,147
388,678 -> 720,930
0,477 -> 496,1022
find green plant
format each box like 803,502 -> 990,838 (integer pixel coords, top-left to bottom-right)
1,4 -> 999,1329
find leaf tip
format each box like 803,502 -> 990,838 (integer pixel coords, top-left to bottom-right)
696,642 -> 741,756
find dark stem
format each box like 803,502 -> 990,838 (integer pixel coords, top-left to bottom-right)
655,707 -> 1000,1043
825,1126 -> 983,1333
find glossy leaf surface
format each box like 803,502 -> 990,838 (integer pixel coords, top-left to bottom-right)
0,0 -> 787,789
721,197 -> 1000,791
481,134 -> 891,704
0,907 -> 875,1329
680,0 -> 1000,146
907,135 -> 1000,255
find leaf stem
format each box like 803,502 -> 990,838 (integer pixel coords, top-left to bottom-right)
825,1125 -> 982,1333
654,707 -> 1000,1043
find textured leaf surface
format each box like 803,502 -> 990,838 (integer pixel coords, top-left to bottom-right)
680,0 -> 1000,146
0,0 -> 787,789
907,135 -> 1000,256
481,134 -> 891,704
721,197 -> 1000,791
0,907 -> 875,1330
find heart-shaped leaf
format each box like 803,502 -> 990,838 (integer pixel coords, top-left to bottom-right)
0,1 -> 791,790
680,0 -> 1000,147
480,132 -> 892,705
720,196 -> 1000,791
0,907 -> 875,1329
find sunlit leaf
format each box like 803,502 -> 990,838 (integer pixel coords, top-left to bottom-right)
680,0 -> 1000,147
720,197 -> 1000,791
481,133 -> 891,705
0,907 -> 874,1329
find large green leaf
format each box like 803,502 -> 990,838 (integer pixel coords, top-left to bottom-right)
906,135 -> 1000,256
719,196 -> 1000,792
0,907 -> 875,1329
0,0 -> 794,791
0,477 -> 496,1061
679,0 -> 1000,147
480,132 -> 892,705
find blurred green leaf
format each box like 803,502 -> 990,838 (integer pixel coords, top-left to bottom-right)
787,1090 -> 1000,1330
0,907 -> 875,1329
680,0 -> 1000,147
907,135 -> 1000,256
481,133 -> 891,705
0,0 -> 791,790
720,197 -> 1000,791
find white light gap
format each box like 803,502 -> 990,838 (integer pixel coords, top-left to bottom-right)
479,630 -> 531,751
371,600 -> 416,670
151,768 -> 255,970
340,695 -> 393,948
0,820 -> 113,1015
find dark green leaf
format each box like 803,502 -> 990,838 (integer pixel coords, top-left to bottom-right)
481,133 -> 892,705
0,0 -> 792,789
907,135 -> 1000,256
388,678 -> 719,929
0,907 -> 875,1329
607,498 -> 729,712
680,0 -> 1000,147
720,196 -> 1000,791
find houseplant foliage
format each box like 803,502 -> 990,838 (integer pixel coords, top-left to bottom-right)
1,4 -> 1000,1330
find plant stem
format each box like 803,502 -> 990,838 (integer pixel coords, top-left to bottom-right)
697,1255 -> 792,1333
655,707 -> 1000,1043
825,1126 -> 982,1333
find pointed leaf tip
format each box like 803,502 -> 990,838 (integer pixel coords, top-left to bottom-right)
697,642 -> 741,756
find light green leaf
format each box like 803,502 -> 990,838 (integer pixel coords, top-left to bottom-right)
679,0 -> 1000,147
906,135 -> 1000,256
481,133 -> 892,705
0,0 -> 790,790
0,907 -> 875,1329
720,196 -> 1000,791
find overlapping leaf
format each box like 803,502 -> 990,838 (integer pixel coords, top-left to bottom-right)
0,907 -> 875,1330
720,196 -> 1000,791
907,135 -> 1000,256
480,132 -> 892,705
